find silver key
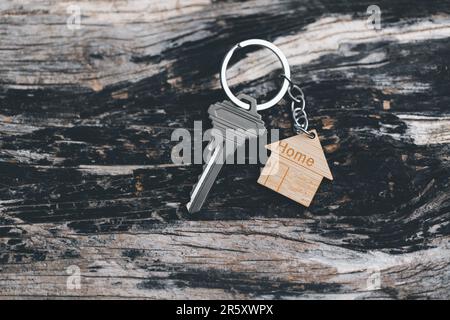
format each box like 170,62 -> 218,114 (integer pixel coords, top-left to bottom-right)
186,94 -> 266,213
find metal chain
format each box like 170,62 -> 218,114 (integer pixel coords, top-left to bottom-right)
280,75 -> 315,139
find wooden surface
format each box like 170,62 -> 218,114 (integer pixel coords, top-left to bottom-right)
0,0 -> 450,299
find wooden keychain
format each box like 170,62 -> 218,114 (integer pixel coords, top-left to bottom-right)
258,75 -> 333,207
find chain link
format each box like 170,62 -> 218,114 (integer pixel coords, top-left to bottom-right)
281,75 -> 315,139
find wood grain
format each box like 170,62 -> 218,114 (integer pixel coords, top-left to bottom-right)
0,0 -> 449,299
258,130 -> 332,207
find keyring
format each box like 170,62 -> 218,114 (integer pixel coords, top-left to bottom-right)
220,39 -> 291,111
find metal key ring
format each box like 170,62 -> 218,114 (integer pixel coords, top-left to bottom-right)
220,39 -> 291,111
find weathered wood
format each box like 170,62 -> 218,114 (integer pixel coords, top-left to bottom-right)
0,0 -> 449,299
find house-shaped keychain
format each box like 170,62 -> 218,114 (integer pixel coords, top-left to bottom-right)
258,130 -> 333,207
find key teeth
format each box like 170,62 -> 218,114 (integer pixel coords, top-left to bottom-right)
186,202 -> 194,213
187,177 -> 205,212
190,169 -> 206,197
189,161 -> 212,198
189,184 -> 197,198
189,139 -> 216,198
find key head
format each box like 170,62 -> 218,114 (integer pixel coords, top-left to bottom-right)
208,94 -> 266,138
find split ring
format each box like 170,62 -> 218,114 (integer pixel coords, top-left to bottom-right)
220,39 -> 291,111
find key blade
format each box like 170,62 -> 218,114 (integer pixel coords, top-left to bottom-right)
186,143 -> 225,213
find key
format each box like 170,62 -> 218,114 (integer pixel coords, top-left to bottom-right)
186,94 -> 266,213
